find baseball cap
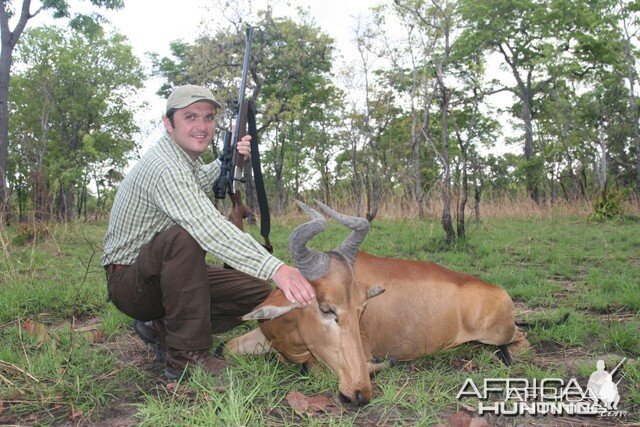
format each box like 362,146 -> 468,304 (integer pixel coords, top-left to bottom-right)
165,84 -> 222,114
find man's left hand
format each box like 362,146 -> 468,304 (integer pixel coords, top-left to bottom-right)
237,135 -> 251,158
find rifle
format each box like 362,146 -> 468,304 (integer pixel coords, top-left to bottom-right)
609,357 -> 626,382
213,26 -> 272,253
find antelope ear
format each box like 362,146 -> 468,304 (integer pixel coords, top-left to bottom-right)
242,291 -> 303,320
242,303 -> 301,320
367,285 -> 385,299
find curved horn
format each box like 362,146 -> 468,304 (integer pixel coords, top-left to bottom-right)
313,200 -> 369,264
289,200 -> 330,280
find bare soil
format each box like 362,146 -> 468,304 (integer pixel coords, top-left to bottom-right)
82,326 -> 637,427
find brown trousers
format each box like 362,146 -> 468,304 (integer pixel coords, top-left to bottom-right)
106,225 -> 272,350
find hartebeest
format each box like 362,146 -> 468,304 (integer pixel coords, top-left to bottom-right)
225,201 -> 529,405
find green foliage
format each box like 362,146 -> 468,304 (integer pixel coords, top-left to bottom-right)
3,0 -> 640,225
9,25 -> 144,219
588,188 -> 625,222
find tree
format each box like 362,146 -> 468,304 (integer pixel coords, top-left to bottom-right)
0,0 -> 124,218
393,0 -> 459,242
369,2 -> 442,219
617,0 -> 640,194
10,25 -> 143,220
451,70 -> 499,236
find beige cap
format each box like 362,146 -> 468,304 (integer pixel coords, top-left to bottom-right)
165,84 -> 222,114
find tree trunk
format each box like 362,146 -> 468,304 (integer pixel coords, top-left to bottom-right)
363,131 -> 382,222
620,12 -> 640,196
30,167 -> 51,221
471,153 -> 482,223
597,118 -> 607,194
365,154 -> 379,222
0,0 -> 34,219
499,43 -> 539,203
457,141 -> 468,239
0,44 -> 10,215
350,136 -> 361,217
272,128 -> 285,213
56,181 -> 76,221
440,89 -> 454,245
320,160 -> 331,207
520,87 -> 539,202
410,65 -> 431,219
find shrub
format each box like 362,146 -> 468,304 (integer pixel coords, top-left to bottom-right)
588,189 -> 624,222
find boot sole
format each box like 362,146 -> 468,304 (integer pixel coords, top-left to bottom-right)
133,320 -> 166,362
133,320 -> 158,345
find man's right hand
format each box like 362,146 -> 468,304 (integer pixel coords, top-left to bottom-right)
271,265 -> 316,305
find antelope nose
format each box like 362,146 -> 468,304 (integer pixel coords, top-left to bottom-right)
354,389 -> 370,405
339,389 -> 370,406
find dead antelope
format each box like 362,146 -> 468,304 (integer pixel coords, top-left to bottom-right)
225,201 -> 529,405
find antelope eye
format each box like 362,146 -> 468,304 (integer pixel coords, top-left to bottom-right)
319,305 -> 335,316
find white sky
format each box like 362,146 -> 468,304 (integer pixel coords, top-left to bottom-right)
98,1 -> 373,60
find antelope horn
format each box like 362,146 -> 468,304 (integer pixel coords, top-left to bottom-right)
289,200 -> 330,280
313,200 -> 369,264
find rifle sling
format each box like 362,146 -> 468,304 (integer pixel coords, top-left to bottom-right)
247,101 -> 272,252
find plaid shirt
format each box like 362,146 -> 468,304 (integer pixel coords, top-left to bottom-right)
102,133 -> 282,280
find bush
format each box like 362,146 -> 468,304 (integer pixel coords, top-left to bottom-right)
588,189 -> 624,222
11,222 -> 50,245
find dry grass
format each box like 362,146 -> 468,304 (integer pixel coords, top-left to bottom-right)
276,195 -> 640,221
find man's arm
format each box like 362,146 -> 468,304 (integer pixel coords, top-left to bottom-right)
153,167 -> 314,304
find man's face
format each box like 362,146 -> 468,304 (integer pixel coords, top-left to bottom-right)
163,101 -> 217,160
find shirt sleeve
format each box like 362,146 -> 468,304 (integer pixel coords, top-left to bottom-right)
196,159 -> 221,197
153,167 -> 282,280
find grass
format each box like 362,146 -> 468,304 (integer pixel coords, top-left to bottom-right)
0,213 -> 639,425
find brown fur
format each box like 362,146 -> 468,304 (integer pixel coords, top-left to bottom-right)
226,251 -> 529,404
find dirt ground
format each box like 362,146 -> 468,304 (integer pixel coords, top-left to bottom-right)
81,324 -> 636,427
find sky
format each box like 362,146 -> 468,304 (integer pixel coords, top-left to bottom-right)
98,0 -> 373,61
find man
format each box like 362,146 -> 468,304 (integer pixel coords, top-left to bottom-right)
102,84 -> 315,379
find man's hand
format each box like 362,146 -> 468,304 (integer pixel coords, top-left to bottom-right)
272,264 -> 316,305
237,134 -> 251,158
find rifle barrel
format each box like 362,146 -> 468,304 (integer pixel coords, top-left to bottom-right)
609,357 -> 626,377
230,26 -> 254,193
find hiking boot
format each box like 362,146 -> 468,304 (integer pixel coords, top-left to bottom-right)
165,348 -> 232,380
133,319 -> 166,362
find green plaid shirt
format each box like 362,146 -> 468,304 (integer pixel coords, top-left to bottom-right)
102,133 -> 283,280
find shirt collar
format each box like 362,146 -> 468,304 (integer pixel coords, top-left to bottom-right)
159,133 -> 205,168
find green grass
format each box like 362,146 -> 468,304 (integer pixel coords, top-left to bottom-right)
1,214 -> 639,425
